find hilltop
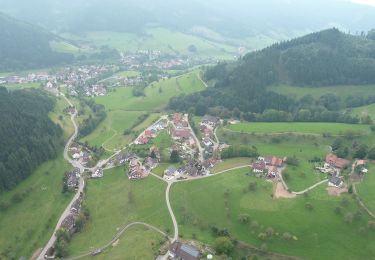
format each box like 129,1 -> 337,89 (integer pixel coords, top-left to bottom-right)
169,29 -> 375,120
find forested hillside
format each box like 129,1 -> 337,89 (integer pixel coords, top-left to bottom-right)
169,29 -> 375,122
0,87 -> 63,192
0,13 -> 73,71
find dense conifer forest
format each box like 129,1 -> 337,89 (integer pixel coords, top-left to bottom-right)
0,87 -> 63,192
169,29 -> 375,122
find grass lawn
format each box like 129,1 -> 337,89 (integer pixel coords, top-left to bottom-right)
95,71 -> 205,112
357,163 -> 375,213
49,96 -> 75,140
351,103 -> 375,121
218,128 -> 330,160
4,82 -> 40,90
269,84 -> 375,100
80,225 -> 165,260
81,110 -> 144,149
115,71 -> 141,77
67,168 -> 172,257
133,113 -> 161,132
212,158 -> 250,173
49,40 -> 82,55
170,168 -> 375,259
226,122 -> 370,135
0,153 -> 73,259
151,131 -> 173,162
284,161 -> 327,191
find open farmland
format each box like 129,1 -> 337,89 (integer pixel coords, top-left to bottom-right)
170,168 -> 375,260
226,122 -> 370,135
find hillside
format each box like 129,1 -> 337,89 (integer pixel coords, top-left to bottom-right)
0,13 -> 73,71
169,29 -> 375,121
0,87 -> 63,192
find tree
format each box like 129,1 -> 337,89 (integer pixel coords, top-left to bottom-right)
248,182 -> 258,192
282,232 -> 292,240
213,237 -> 234,255
265,227 -> 274,237
345,213 -> 354,223
170,150 -> 180,163
238,214 -> 250,224
305,202 -> 313,210
334,206 -> 342,215
55,239 -> 69,258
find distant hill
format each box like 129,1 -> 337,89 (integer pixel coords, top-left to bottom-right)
0,13 -> 73,71
169,29 -> 375,122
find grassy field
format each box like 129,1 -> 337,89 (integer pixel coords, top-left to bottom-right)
50,40 -> 83,55
269,84 -> 375,100
95,71 -> 205,112
356,163 -> 375,213
67,168 -> 172,256
82,28 -> 237,59
115,71 -> 141,77
80,225 -> 165,260
351,104 -> 375,121
170,168 -> 375,259
4,82 -> 40,90
226,122 -> 370,135
49,96 -> 75,140
212,158 -> 250,173
0,153 -> 73,259
284,161 -> 327,191
81,110 -> 144,149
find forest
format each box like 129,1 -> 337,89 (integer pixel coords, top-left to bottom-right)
0,87 -> 63,192
169,28 -> 375,123
0,13 -> 73,71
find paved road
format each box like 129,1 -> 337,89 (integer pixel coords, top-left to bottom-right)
165,182 -> 178,242
65,222 -> 168,260
38,93 -> 86,260
352,183 -> 375,219
292,179 -> 328,195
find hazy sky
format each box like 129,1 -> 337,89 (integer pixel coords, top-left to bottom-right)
351,0 -> 375,6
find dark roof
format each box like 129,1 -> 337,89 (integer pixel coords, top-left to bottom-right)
329,176 -> 343,186
170,241 -> 200,260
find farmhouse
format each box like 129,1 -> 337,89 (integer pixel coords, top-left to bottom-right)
143,156 -> 158,169
252,161 -> 266,173
65,169 -> 80,191
70,198 -> 82,215
136,135 -> 149,145
267,166 -> 278,178
201,115 -> 220,127
164,166 -> 178,177
172,129 -> 191,140
91,168 -> 103,178
169,241 -> 201,260
328,176 -> 344,188
326,154 -> 350,169
60,214 -> 75,234
264,156 -> 284,167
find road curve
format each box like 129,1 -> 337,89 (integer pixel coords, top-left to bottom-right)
166,182 -> 179,242
37,93 -> 85,260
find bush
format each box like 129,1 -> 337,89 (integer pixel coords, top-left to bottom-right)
282,232 -> 292,240
238,214 -> 250,224
305,202 -> 313,210
248,182 -> 258,192
213,237 -> 234,255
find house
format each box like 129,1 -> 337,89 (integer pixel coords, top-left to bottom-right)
328,176 -> 344,188
66,170 -> 80,190
354,160 -> 366,168
144,157 -> 157,169
70,198 -> 81,215
44,247 -> 55,259
202,137 -> 213,147
252,161 -> 266,173
144,129 -> 156,138
165,166 -> 178,176
60,214 -> 75,234
264,156 -> 284,167
326,154 -> 350,169
172,129 -> 191,140
267,166 -> 278,178
92,168 -> 103,178
169,241 -> 201,260
201,115 -> 220,127
128,165 -> 147,180
136,135 -> 149,145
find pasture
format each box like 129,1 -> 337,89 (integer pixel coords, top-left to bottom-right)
170,168 -> 375,259
351,103 -> 375,121
95,71 -> 205,112
269,84 -> 375,100
67,168 -> 172,256
356,163 -> 375,213
226,122 -> 369,135
0,153 -> 73,259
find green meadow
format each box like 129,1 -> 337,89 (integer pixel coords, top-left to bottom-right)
95,71 -> 205,112
67,168 -> 172,256
170,168 -> 375,259
269,84 -> 375,100
226,122 -> 370,135
357,163 -> 375,213
351,103 -> 375,120
0,153 -> 73,259
80,225 -> 165,260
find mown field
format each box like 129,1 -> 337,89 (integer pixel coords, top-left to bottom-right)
80,225 -> 166,260
269,84 -> 375,100
95,71 -> 205,112
170,168 -> 375,259
82,28 -> 237,59
351,103 -> 375,121
226,122 -> 370,135
0,154 -> 73,259
356,163 -> 375,213
67,168 -> 172,256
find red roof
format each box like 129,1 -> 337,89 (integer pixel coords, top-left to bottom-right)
326,154 -> 350,169
173,129 -> 191,139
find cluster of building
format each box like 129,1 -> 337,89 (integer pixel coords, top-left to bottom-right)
163,159 -> 215,181
1,71 -> 54,84
127,157 -> 149,180
315,154 -> 351,188
135,119 -> 167,145
83,83 -> 107,97
69,143 -> 93,166
252,156 -> 286,178
170,113 -> 198,158
64,168 -> 81,191
200,115 -> 221,157
91,168 -> 103,178
168,241 -> 202,260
